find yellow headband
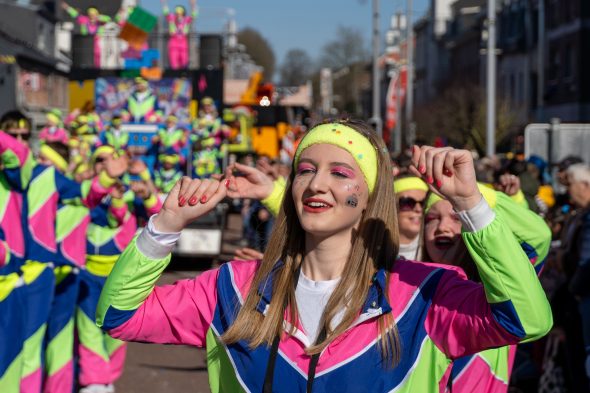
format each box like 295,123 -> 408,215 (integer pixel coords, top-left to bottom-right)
75,163 -> 90,175
159,154 -> 180,165
46,113 -> 61,125
424,183 -> 497,213
293,123 -> 378,193
394,177 -> 428,194
92,146 -> 115,164
40,145 -> 68,172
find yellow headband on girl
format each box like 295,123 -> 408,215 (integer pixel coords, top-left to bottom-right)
40,145 -> 68,172
394,177 -> 428,193
424,183 -> 497,213
293,123 -> 378,193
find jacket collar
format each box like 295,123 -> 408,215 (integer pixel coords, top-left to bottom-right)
254,260 -> 392,317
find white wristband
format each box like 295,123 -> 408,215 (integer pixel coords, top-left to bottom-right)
456,196 -> 496,232
136,215 -> 181,259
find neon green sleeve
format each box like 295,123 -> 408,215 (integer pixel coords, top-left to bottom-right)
462,213 -> 553,342
261,177 -> 286,217
96,235 -> 171,328
509,190 -> 528,208
66,6 -> 79,18
493,191 -> 551,268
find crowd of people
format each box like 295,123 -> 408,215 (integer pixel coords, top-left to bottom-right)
0,83 -> 235,392
0,110 -> 589,393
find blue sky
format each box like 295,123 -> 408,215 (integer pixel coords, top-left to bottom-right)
142,0 -> 429,66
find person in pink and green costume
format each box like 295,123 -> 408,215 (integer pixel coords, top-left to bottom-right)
97,114 -> 130,153
154,115 -> 188,164
76,150 -> 160,393
39,109 -> 69,145
161,0 -> 198,69
125,78 -> 159,124
0,225 -> 28,393
154,149 -> 183,194
0,114 -> 56,393
62,2 -> 111,68
0,132 -> 125,393
421,177 -> 550,393
97,120 -> 552,392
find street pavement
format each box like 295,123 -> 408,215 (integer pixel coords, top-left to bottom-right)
113,213 -> 243,392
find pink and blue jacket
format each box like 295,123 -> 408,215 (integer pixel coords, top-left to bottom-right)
0,174 -> 25,272
97,207 -> 553,392
56,198 -> 127,269
0,132 -> 113,265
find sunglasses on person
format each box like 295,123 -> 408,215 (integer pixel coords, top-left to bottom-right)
398,197 -> 425,212
7,130 -> 31,141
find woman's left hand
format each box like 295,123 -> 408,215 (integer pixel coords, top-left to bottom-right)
410,146 -> 481,211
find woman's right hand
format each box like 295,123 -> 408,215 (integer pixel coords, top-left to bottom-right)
152,177 -> 227,233
224,162 -> 275,200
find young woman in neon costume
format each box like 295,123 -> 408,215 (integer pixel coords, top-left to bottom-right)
97,120 -> 552,392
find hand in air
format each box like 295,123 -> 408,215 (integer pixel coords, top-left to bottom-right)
153,177 -> 227,233
409,146 -> 481,211
495,173 -> 520,196
223,162 -> 274,201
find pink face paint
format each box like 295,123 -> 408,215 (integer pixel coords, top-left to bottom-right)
296,163 -> 315,175
331,166 -> 355,179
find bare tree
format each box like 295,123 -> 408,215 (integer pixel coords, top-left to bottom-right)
238,27 -> 276,81
318,26 -> 369,69
279,49 -> 313,86
415,84 -> 517,156
316,26 -> 369,116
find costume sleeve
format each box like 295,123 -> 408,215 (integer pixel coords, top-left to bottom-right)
66,5 -> 79,18
0,227 -> 10,267
425,211 -> 553,359
55,170 -> 114,209
97,233 -> 219,347
0,132 -> 35,190
143,193 -> 163,217
569,212 -> 590,296
109,197 -> 129,226
493,191 -> 552,272
509,190 -> 529,209
261,177 -> 287,217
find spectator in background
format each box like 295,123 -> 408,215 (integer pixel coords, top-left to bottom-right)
545,163 -> 590,392
565,164 -> 590,389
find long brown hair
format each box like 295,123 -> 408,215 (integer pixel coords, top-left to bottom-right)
222,119 -> 402,365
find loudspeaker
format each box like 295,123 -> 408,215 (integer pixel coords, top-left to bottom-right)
199,34 -> 223,69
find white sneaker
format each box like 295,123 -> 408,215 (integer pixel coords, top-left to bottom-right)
79,384 -> 111,393
106,384 -> 115,393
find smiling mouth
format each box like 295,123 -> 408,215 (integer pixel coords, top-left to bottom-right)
434,236 -> 455,250
303,199 -> 332,213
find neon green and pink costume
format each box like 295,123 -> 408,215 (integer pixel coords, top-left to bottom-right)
97,194 -> 552,392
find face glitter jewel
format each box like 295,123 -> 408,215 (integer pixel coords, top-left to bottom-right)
346,195 -> 358,208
